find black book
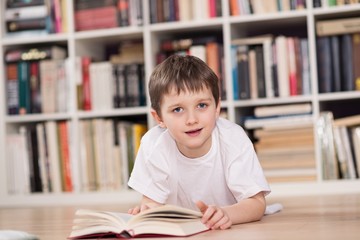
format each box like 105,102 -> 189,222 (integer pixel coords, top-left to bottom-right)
6,0 -> 44,8
255,45 -> 266,98
316,37 -> 333,93
236,45 -> 250,99
340,34 -> 354,91
6,17 -> 47,32
26,125 -> 43,193
330,35 -> 341,92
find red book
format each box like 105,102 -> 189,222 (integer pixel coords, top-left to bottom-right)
82,56 -> 92,110
75,6 -> 118,31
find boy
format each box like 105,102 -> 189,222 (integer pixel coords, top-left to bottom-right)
128,55 -> 270,230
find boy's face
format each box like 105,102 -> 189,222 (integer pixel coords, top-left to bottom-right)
151,86 -> 221,159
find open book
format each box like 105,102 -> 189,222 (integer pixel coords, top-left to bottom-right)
68,205 -> 209,239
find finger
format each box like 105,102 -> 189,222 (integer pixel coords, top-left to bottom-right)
140,204 -> 149,212
132,206 -> 140,215
202,206 -> 217,226
196,201 -> 208,214
220,220 -> 232,230
211,214 -> 230,230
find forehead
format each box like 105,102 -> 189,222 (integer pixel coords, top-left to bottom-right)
166,85 -> 212,97
161,86 -> 214,106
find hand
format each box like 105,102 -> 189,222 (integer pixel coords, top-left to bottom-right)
196,201 -> 232,230
127,204 -> 151,215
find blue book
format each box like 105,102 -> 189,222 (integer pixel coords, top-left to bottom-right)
231,45 -> 239,100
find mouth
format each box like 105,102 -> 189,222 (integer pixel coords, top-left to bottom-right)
185,128 -> 203,136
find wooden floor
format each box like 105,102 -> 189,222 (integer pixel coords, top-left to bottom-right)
0,193 -> 359,240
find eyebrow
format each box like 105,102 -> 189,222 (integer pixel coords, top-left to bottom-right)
166,97 -> 213,109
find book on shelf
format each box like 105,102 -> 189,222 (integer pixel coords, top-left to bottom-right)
352,127 -> 360,178
17,61 -> 31,115
6,63 -> 19,115
5,45 -> 67,63
68,205 -> 208,239
74,5 -> 118,31
316,36 -> 333,93
150,0 -> 221,23
6,0 -> 45,8
315,112 -> 360,180
341,34 -> 354,91
255,124 -> 316,183
4,0 -> 68,35
74,0 -> 143,30
333,114 -> 360,127
29,61 -> 41,114
316,112 -> 338,179
244,113 -> 314,130
6,128 -> 31,195
254,103 -> 312,118
5,4 -> 48,20
330,35 -> 342,92
353,33 -> 360,91
316,17 -> 360,37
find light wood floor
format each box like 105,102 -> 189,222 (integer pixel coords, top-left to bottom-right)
0,193 -> 359,240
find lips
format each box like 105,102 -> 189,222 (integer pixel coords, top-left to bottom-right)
185,128 -> 202,136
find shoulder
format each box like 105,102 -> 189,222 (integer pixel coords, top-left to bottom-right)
216,117 -> 248,139
141,125 -> 174,153
215,117 -> 253,152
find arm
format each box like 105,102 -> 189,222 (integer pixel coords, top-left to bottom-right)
128,195 -> 163,215
196,192 -> 266,230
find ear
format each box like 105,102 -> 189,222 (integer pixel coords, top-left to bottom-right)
151,108 -> 166,128
215,98 -> 221,118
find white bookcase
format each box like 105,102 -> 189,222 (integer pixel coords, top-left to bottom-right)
1,0 -> 360,207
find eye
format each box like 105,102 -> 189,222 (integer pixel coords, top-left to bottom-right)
173,107 -> 183,113
198,103 -> 208,109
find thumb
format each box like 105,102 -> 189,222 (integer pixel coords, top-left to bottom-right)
196,200 -> 208,213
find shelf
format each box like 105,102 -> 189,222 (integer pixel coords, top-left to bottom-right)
5,113 -> 73,123
233,96 -> 313,108
76,107 -> 149,119
2,33 -> 69,46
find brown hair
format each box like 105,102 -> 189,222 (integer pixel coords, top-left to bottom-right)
148,55 -> 220,115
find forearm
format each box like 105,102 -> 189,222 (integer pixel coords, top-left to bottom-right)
222,192 -> 266,225
141,195 -> 163,207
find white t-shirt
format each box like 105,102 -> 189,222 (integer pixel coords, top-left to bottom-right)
128,117 -> 270,210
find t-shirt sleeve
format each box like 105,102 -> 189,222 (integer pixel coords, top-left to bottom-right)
225,127 -> 271,201
127,132 -> 171,204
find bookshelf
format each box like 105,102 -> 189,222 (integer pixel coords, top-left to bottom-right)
1,0 -> 360,207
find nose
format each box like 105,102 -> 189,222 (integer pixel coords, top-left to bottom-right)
186,110 -> 198,125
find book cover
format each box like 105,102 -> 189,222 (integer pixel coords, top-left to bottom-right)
236,45 -> 250,99
275,35 -> 289,97
352,33 -> 360,90
5,5 -> 48,20
316,37 -> 333,93
340,34 -> 354,91
6,17 -> 47,32
29,61 -> 41,113
300,38 -> 311,95
330,35 -> 341,92
316,17 -> 360,36
17,61 -> 30,115
6,63 -> 19,115
5,45 -> 66,63
68,205 -> 208,239
58,121 -> 73,192
6,0 -> 45,8
40,60 -> 57,113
